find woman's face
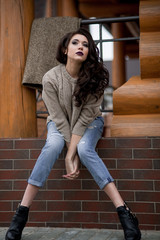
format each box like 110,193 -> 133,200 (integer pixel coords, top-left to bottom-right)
65,34 -> 89,64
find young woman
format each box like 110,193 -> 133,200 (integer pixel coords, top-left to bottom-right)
5,28 -> 141,240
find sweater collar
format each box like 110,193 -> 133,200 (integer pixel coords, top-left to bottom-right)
61,64 -> 77,84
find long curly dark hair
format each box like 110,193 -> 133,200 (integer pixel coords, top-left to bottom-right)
56,28 -> 109,107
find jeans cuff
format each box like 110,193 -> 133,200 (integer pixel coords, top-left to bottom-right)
99,177 -> 114,190
28,178 -> 43,188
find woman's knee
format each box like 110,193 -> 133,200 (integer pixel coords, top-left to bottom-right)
45,134 -> 64,155
77,141 -> 92,164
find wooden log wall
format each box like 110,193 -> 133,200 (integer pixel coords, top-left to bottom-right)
0,0 -> 37,138
111,0 -> 160,137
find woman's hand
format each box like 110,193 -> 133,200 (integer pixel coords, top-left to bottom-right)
63,134 -> 81,180
63,153 -> 80,180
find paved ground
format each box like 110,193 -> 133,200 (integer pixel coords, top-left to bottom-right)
0,227 -> 160,240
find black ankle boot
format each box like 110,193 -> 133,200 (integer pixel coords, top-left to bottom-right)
117,203 -> 141,240
5,204 -> 29,240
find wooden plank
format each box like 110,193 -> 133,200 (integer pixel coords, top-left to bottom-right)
113,76 -> 160,115
0,0 -> 37,138
111,114 -> 160,137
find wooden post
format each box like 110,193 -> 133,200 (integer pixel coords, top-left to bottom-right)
57,0 -> 79,17
45,0 -> 53,17
112,23 -> 126,89
0,0 -> 37,138
111,0 -> 160,137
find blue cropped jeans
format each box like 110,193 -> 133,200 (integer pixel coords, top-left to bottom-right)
28,116 -> 114,189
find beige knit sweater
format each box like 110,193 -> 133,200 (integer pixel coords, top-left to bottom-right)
42,64 -> 103,142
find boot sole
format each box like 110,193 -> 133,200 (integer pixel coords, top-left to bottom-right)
125,232 -> 141,240
5,232 -> 21,240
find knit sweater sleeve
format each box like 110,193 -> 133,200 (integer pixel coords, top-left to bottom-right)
42,74 -> 71,142
72,94 -> 103,136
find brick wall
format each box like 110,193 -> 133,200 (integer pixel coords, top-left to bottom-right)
0,137 -> 160,230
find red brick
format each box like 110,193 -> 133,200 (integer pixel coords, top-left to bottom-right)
152,138 -> 160,148
99,191 -> 110,201
118,191 -> 135,202
136,192 -> 160,202
0,170 -> 29,180
155,181 -> 160,190
48,170 -> 65,180
30,150 -> 41,159
30,149 -> 64,159
64,212 -> 98,222
79,169 -> 93,179
12,200 -> 47,211
47,179 -> 81,189
26,222 -> 45,227
0,160 -> 12,169
82,223 -> 118,229
0,201 -> 12,211
14,160 -> 36,169
97,139 -> 115,148
117,159 -> 152,169
47,222 -> 81,228
137,213 -> 160,224
13,180 -> 27,190
64,190 -> 98,200
47,201 -> 81,211
139,224 -> 155,231
134,149 -> 160,159
99,191 -> 134,201
82,180 -> 98,190
103,159 -> 116,168
156,203 -> 160,213
35,190 -> 63,200
0,180 -> 12,190
100,212 -> 119,223
118,180 -> 153,190
0,140 -> 13,149
54,159 -> 65,169
116,138 -> 151,148
110,169 -> 133,179
82,201 -> 115,212
139,225 -> 155,230
29,212 -> 63,222
30,201 -> 47,211
15,139 -> 45,149
0,212 -> 16,222
0,191 -> 24,200
125,202 -> 154,213
0,150 -> 29,159
98,149 -> 132,158
154,160 -> 160,169
134,170 -> 160,180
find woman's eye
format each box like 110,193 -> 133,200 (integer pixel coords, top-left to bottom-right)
83,43 -> 88,47
72,41 -> 78,45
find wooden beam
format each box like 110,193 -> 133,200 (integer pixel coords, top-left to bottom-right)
140,1 -> 160,79
57,0 -> 79,16
125,44 -> 139,58
79,2 -> 139,18
111,114 -> 160,137
112,23 -> 126,89
113,76 -> 160,116
45,0 -> 53,17
111,0 -> 160,137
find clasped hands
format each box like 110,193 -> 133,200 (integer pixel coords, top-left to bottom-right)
63,153 -> 80,180
63,135 -> 81,180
